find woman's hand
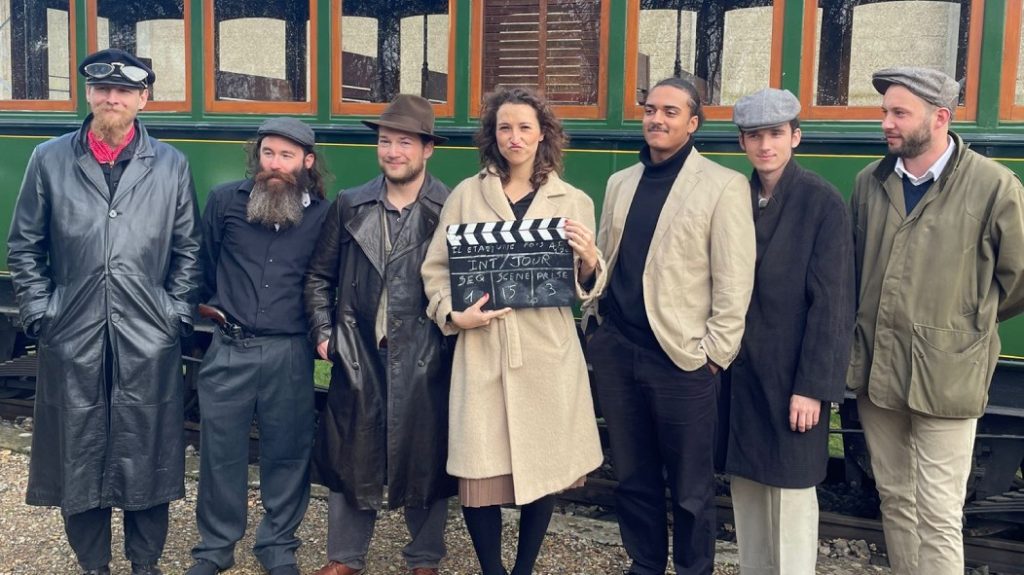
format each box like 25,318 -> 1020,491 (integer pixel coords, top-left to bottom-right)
565,219 -> 598,283
451,292 -> 512,330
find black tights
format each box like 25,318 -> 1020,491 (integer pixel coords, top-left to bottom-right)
461,495 -> 557,575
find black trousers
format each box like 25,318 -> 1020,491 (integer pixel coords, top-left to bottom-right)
191,333 -> 315,571
588,321 -> 718,575
64,503 -> 169,569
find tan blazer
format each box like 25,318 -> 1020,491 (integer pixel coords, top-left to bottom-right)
422,170 -> 606,504
583,148 -> 755,371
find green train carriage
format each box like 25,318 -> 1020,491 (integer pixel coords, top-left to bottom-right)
0,0 -> 1022,525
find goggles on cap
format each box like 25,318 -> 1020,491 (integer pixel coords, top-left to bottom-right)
83,61 -> 149,86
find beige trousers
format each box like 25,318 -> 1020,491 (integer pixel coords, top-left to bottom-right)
730,475 -> 819,575
857,396 -> 977,575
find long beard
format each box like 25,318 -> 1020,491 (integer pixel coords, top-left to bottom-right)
247,169 -> 309,229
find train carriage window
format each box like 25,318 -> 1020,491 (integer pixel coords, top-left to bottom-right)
800,0 -> 981,120
204,0 -> 317,114
623,0 -> 785,121
999,0 -> 1024,120
0,0 -> 75,111
471,0 -> 610,119
333,0 -> 455,117
89,0 -> 190,112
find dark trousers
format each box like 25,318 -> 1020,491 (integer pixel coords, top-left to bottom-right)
191,333 -> 316,571
588,321 -> 718,575
64,503 -> 169,569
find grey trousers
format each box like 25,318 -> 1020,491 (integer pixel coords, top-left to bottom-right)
191,333 -> 316,571
326,490 -> 449,569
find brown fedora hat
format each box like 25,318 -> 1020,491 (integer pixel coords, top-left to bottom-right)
362,94 -> 448,144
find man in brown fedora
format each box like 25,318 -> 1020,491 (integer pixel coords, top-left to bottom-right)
306,94 -> 456,575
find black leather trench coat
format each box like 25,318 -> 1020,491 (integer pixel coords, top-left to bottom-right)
304,174 -> 456,510
7,119 -> 201,514
723,160 -> 855,488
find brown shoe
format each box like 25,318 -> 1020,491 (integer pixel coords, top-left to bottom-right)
411,569 -> 439,575
313,561 -> 366,575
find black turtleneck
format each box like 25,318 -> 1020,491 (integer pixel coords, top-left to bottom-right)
603,141 -> 693,350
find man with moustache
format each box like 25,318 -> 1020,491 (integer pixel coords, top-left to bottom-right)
849,67 -> 1024,575
306,95 -> 454,575
583,77 -> 755,575
7,49 -> 201,575
724,88 -> 854,575
185,118 -> 330,575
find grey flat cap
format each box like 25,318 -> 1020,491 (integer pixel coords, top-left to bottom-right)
872,67 -> 961,110
732,88 -> 801,131
257,117 -> 316,148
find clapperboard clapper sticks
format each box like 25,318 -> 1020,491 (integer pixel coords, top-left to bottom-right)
447,218 -> 575,311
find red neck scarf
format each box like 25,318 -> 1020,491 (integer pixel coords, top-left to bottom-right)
87,123 -> 136,166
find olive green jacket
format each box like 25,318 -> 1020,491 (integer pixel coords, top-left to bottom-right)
848,132 -> 1024,418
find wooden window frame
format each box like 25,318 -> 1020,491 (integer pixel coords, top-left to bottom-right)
1000,0 -> 1024,120
203,0 -> 318,115
622,0 -> 786,122
331,0 -> 456,117
799,0 -> 982,121
0,0 -> 77,111
86,0 -> 191,113
470,0 -> 611,120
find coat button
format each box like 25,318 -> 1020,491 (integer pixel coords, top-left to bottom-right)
418,316 -> 426,325
417,360 -> 425,367
111,312 -> 121,322
108,209 -> 118,218
352,361 -> 360,370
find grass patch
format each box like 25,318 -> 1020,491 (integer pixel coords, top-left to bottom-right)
828,409 -> 845,458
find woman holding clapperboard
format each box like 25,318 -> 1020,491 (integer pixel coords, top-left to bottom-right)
422,87 -> 606,575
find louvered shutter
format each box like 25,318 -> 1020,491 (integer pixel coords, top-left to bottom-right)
482,0 -> 601,106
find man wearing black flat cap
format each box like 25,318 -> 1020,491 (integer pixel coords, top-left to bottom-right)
306,94 -> 455,575
849,66 -> 1024,574
7,48 -> 201,575
184,118 -> 331,575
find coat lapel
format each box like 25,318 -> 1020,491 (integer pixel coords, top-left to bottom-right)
75,152 -> 112,203
478,171 -> 517,221
752,161 -> 797,270
345,180 -> 387,278
646,149 -> 704,266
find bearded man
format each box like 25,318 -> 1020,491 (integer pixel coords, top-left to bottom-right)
185,118 -> 330,575
8,49 -> 201,575
306,94 -> 455,575
850,67 -> 1024,575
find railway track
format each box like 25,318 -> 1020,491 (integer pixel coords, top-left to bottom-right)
2,398 -> 1022,573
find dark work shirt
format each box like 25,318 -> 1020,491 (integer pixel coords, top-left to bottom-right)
603,142 -> 693,350
200,179 -> 330,336
379,185 -> 413,248
902,176 -> 932,215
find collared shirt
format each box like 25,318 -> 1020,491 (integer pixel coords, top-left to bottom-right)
379,184 -> 414,248
894,135 -> 955,185
201,179 -> 330,336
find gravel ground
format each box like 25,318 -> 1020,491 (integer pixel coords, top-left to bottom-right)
0,421 -> 892,575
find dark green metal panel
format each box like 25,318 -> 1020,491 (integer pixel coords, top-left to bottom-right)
977,0 -> 1006,129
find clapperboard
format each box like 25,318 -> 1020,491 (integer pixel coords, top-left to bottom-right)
447,218 -> 575,311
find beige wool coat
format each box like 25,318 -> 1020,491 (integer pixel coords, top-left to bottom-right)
422,170 -> 606,505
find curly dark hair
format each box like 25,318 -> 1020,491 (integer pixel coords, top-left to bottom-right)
474,87 -> 569,190
245,135 -> 331,200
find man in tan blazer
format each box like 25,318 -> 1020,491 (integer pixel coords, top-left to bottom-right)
583,77 -> 755,575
